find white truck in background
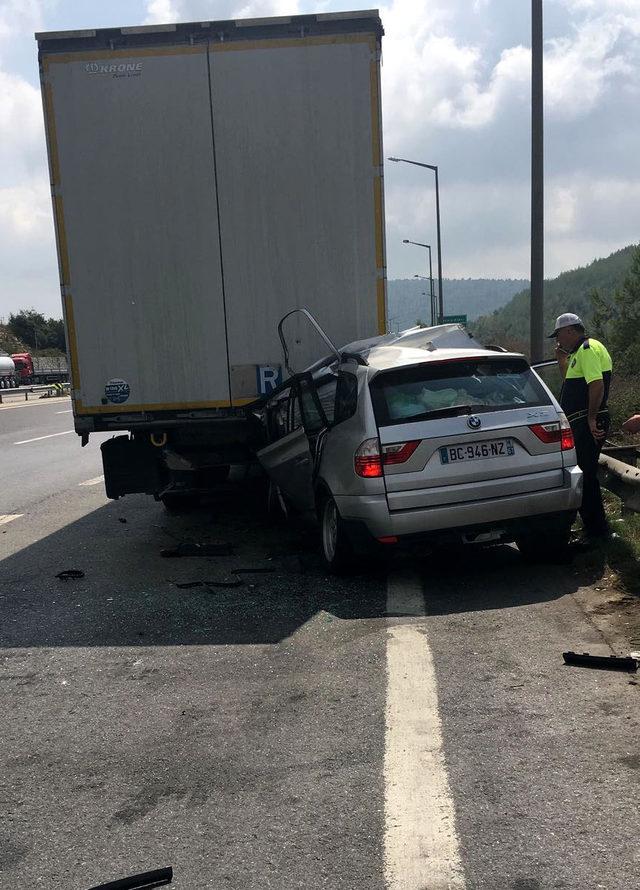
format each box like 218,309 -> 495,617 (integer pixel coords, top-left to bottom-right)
37,9 -> 386,508
0,353 -> 18,389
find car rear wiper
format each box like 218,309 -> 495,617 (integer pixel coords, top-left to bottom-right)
400,403 -> 477,423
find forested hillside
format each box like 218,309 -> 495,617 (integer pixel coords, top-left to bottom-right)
473,245 -> 637,355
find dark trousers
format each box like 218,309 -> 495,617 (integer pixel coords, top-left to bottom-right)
572,413 -> 609,536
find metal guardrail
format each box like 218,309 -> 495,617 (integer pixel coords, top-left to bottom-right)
0,382 -> 70,404
599,446 -> 640,513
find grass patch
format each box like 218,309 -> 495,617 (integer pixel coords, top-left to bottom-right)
600,491 -> 640,595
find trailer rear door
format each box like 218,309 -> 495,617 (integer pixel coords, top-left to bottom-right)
209,35 -> 382,399
43,47 -> 231,413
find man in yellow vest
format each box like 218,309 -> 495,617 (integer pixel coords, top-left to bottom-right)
550,313 -> 613,542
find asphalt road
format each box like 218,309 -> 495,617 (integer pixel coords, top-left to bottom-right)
0,395 -> 110,514
1,401 -> 638,889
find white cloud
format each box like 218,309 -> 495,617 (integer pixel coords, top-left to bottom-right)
145,0 -> 297,24
545,15 -> 637,117
431,44 -> 530,128
0,0 -> 46,39
563,0 -> 640,13
547,186 -> 577,235
0,2 -> 59,315
144,0 -> 178,24
0,68 -> 46,182
0,174 -> 59,317
381,1 -> 531,145
0,176 -> 51,240
547,175 -> 640,241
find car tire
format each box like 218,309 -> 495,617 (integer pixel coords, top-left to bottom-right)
515,528 -> 571,563
320,494 -> 354,574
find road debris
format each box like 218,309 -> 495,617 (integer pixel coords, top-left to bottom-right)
55,569 -> 85,581
232,567 -> 276,575
562,651 -> 638,672
87,865 -> 173,889
161,542 -> 233,558
175,580 -> 243,589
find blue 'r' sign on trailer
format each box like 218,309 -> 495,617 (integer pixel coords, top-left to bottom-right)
257,365 -> 282,396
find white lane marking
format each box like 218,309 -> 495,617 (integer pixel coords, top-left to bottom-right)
385,569 -> 466,889
56,409 -> 72,414
0,514 -> 23,526
14,430 -> 74,445
79,475 -> 104,486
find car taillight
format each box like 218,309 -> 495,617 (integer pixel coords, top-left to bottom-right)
529,422 -> 561,444
381,440 -> 421,464
530,418 -> 575,451
354,438 -> 383,477
354,438 -> 421,477
560,415 -> 575,451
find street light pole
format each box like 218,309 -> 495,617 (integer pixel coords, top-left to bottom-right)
389,156 -> 444,323
403,240 -> 434,325
530,0 -> 544,362
414,274 -> 436,327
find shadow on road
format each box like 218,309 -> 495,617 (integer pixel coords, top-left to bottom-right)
0,477 -> 590,647
0,479 -> 388,648
411,542 -> 583,615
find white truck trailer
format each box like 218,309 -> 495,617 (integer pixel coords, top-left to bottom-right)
37,10 -> 386,505
0,354 -> 17,389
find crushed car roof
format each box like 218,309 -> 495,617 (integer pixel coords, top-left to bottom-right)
307,324 -> 523,375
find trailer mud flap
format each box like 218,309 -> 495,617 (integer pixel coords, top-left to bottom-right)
101,435 -> 162,499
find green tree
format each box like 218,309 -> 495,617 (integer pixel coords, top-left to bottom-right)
591,245 -> 640,431
8,309 -> 48,349
592,245 -> 640,373
45,318 -> 66,352
7,309 -> 66,353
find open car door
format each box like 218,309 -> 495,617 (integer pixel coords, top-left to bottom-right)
531,359 -> 563,401
256,372 -> 329,514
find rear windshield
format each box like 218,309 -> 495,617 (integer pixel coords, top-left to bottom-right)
371,357 -> 552,426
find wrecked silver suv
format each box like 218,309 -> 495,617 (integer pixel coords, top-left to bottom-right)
256,318 -> 583,572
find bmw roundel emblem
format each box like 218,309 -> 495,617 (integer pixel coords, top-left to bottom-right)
467,415 -> 481,430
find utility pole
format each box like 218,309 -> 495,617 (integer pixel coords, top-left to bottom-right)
530,0 -> 544,362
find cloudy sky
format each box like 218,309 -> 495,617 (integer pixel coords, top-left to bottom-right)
1,0 -> 639,319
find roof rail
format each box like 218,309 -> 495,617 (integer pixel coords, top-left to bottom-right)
340,351 -> 368,366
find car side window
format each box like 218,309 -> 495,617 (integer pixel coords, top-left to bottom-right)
267,389 -> 292,441
316,378 -> 338,425
290,394 -> 302,432
297,377 -> 326,435
334,371 -> 358,425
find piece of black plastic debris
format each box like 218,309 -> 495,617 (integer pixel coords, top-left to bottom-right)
562,651 -> 638,672
118,518 -> 127,524
207,579 -> 243,588
174,580 -> 243,590
55,569 -> 85,581
232,567 -> 276,574
161,542 -> 233,558
87,865 -> 173,890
